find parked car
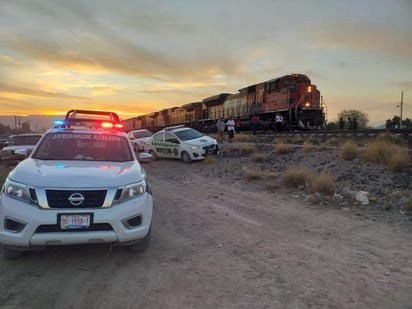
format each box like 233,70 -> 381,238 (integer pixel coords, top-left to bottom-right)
0,133 -> 42,165
0,134 -> 11,149
128,129 -> 153,152
0,109 -> 153,259
144,126 -> 218,163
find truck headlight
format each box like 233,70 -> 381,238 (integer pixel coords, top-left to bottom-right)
3,179 -> 32,205
115,180 -> 147,204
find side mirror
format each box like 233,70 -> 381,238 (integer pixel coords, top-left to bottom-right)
138,152 -> 152,163
14,148 -> 28,159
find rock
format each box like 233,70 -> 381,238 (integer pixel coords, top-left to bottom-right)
356,191 -> 370,205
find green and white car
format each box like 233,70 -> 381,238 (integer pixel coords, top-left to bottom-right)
144,126 -> 218,163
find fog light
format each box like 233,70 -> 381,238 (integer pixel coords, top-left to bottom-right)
122,215 -> 142,229
5,218 -> 26,233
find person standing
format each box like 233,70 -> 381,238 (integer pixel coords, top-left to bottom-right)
339,117 -> 345,130
250,113 -> 260,135
347,117 -> 353,130
216,117 -> 225,144
226,116 -> 235,142
275,113 -> 283,132
235,116 -> 241,133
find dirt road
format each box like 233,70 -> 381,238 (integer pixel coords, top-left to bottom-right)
1,159 -> 412,308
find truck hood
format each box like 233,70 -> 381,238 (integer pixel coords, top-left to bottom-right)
8,159 -> 145,188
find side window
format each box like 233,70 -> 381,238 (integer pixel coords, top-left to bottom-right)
165,133 -> 179,144
153,133 -> 164,142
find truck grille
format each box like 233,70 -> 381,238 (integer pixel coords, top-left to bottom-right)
46,190 -> 107,209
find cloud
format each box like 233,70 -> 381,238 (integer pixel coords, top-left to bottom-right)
310,22 -> 412,58
0,83 -> 90,100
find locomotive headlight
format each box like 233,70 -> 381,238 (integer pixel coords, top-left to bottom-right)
305,102 -> 311,107
307,86 -> 312,93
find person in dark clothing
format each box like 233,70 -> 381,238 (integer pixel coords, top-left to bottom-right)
235,117 -> 241,133
347,117 -> 353,130
250,114 -> 260,135
339,117 -> 345,130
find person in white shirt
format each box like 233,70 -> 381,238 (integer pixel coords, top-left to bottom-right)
226,116 -> 235,142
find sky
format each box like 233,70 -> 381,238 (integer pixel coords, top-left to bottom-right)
0,0 -> 411,129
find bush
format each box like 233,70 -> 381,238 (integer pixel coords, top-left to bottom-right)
307,171 -> 334,195
252,153 -> 267,162
376,132 -> 405,145
362,137 -> 409,170
302,142 -> 315,153
281,167 -> 334,195
281,167 -> 311,188
387,148 -> 410,173
234,133 -> 253,143
340,140 -> 358,160
274,142 -> 294,155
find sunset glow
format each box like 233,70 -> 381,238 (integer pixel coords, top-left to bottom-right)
0,0 -> 411,129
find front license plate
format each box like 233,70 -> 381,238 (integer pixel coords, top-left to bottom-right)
60,214 -> 91,229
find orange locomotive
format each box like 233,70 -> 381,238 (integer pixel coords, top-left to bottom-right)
123,74 -> 326,133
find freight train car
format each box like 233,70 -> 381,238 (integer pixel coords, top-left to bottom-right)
123,73 -> 325,132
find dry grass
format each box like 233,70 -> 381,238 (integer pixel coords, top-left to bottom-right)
227,144 -> 256,155
325,137 -> 345,147
376,131 -> 405,145
401,199 -> 412,214
241,167 -> 278,180
339,140 -> 358,160
306,171 -> 334,195
202,155 -> 218,166
362,137 -> 410,172
281,167 -> 334,195
274,142 -> 294,154
278,136 -> 305,145
252,153 -> 267,162
318,144 -> 336,151
234,133 -> 254,142
302,142 -> 315,153
387,148 -> 410,173
281,166 -> 312,188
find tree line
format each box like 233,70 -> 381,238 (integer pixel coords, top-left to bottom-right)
326,109 -> 411,130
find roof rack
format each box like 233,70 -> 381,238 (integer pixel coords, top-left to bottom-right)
65,109 -> 121,122
54,109 -> 124,130
164,125 -> 186,131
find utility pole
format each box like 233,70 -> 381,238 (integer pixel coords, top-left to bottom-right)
400,91 -> 403,129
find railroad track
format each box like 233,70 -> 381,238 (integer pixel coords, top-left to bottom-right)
242,129 -> 412,154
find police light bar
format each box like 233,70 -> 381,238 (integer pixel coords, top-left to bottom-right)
53,110 -> 125,130
101,122 -> 124,129
54,120 -> 65,126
